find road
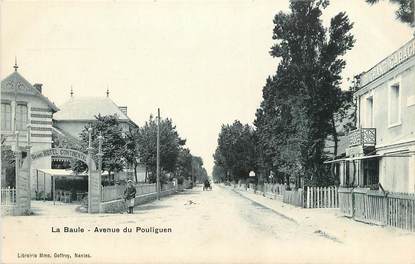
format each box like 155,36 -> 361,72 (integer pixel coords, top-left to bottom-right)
2,185 -> 414,263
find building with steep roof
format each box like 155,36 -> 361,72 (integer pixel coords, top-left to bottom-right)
1,63 -> 145,204
1,62 -> 59,197
53,93 -> 137,139
53,91 -> 144,183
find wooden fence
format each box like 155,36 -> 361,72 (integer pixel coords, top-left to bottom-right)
247,183 -> 256,193
240,183 -> 247,191
338,187 -> 415,232
234,183 -> 286,198
263,183 -> 286,198
338,187 -> 353,217
1,187 -> 16,205
234,183 -> 247,191
306,186 -> 338,209
283,189 -> 304,207
387,192 -> 415,231
234,183 -> 338,209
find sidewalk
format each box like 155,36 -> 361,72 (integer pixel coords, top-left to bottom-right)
227,186 -> 415,246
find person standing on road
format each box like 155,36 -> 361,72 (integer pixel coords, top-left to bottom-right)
124,180 -> 136,214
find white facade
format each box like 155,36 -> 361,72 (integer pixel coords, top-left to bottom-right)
1,67 -> 59,198
53,95 -> 139,182
349,38 -> 415,193
53,96 -> 135,139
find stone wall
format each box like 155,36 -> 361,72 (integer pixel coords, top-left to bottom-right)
100,188 -> 177,213
1,206 -> 16,216
0,204 -> 32,216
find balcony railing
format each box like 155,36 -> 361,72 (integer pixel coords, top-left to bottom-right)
348,128 -> 376,147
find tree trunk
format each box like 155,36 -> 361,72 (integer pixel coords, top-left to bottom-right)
134,164 -> 138,183
145,165 -> 148,183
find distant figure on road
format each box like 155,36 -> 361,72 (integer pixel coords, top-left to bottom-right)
203,179 -> 211,191
123,180 -> 136,214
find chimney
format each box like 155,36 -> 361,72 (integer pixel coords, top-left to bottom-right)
119,106 -> 128,116
33,83 -> 43,93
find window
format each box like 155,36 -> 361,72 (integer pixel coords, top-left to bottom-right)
16,104 -> 28,131
388,82 -> 401,126
366,96 -> 374,127
1,103 -> 12,131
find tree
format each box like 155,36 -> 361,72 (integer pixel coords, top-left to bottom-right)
253,0 -> 355,187
123,127 -> 141,182
136,115 -> 185,183
175,147 -> 193,183
254,76 -> 292,184
76,114 -> 128,178
191,156 -> 208,183
329,75 -> 360,158
213,120 -> 256,183
212,164 -> 226,183
366,0 -> 414,25
1,143 -> 15,188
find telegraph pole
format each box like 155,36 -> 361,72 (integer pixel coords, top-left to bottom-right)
412,0 -> 415,36
13,57 -> 18,134
156,108 -> 161,200
413,0 -> 415,35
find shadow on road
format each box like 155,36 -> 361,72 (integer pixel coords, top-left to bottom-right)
137,204 -> 171,211
175,189 -> 203,195
30,200 -> 82,216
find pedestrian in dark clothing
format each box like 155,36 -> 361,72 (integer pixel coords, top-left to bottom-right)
124,180 -> 136,214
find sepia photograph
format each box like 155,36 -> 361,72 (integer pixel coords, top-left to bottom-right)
1,0 -> 415,263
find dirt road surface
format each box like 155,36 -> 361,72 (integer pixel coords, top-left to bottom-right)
2,185 -> 414,263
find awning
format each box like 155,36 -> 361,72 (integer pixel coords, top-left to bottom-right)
324,158 -> 349,164
37,169 -> 109,178
324,153 -> 411,164
348,154 -> 381,161
37,169 -> 87,178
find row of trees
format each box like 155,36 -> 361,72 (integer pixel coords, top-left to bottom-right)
213,0 -> 356,187
54,114 -> 208,185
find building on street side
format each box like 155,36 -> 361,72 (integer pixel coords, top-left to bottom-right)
53,91 -> 145,183
1,63 -> 59,198
338,38 -> 415,193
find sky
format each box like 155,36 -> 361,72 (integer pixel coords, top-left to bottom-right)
1,0 -> 413,174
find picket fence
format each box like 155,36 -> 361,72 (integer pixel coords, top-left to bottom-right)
233,183 -> 338,209
263,183 -> 286,198
235,183 -> 247,191
1,187 -> 16,205
339,187 -> 415,232
247,183 -> 256,193
306,186 -> 339,209
234,183 -> 286,198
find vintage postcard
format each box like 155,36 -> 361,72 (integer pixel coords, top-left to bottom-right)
1,0 -> 415,263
